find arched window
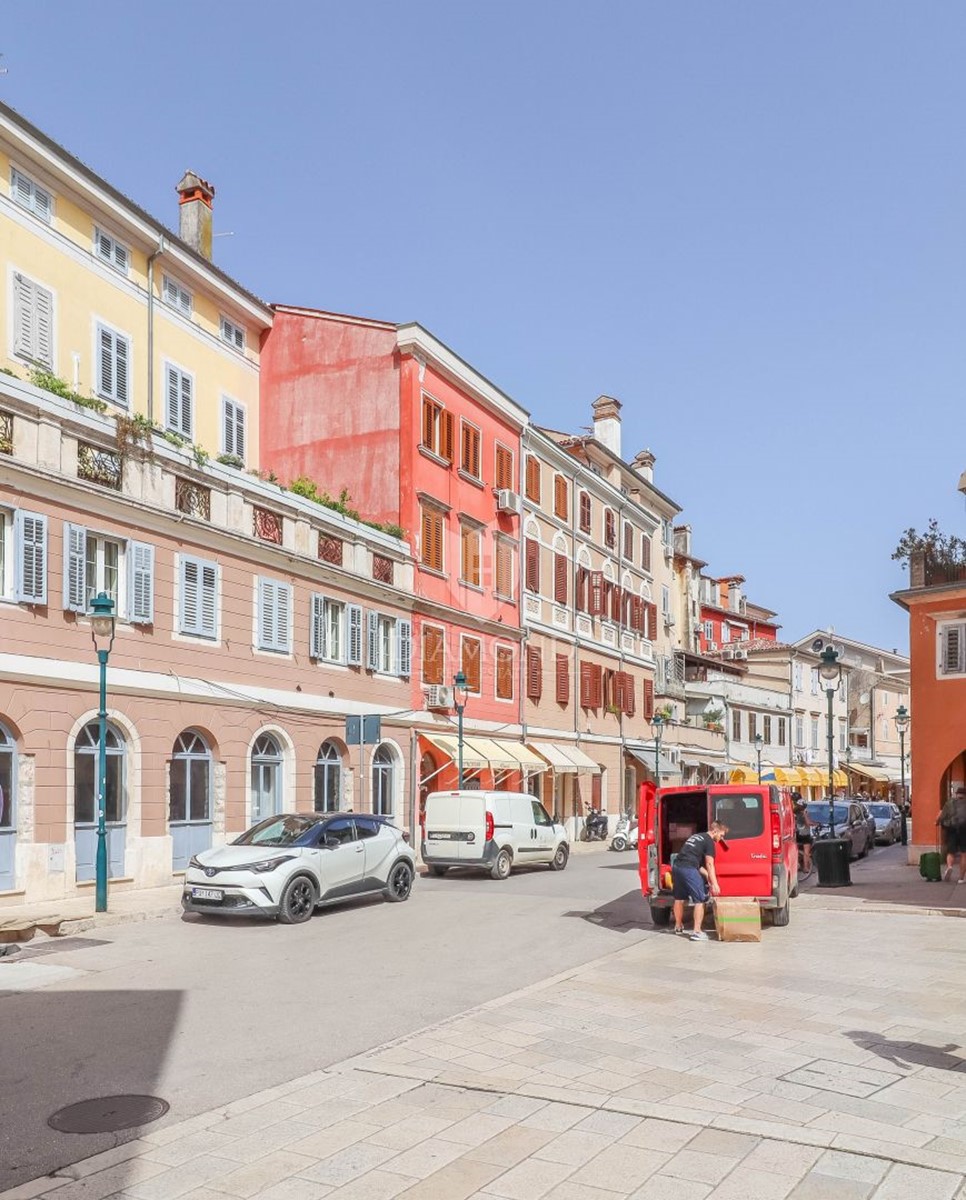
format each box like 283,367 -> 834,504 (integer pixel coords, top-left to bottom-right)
170,731 -> 211,824
74,721 -> 125,825
314,740 -> 342,813
371,745 -> 395,816
0,723 -> 14,831
251,733 -> 283,821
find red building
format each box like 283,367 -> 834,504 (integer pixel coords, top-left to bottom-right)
260,307 -> 537,805
696,574 -> 780,656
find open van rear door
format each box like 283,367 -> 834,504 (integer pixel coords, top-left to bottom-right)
637,780 -> 657,896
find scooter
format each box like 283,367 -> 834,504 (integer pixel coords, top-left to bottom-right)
581,808 -> 609,842
610,814 -> 639,852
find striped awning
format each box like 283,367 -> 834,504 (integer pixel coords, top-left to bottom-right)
798,768 -> 823,788
761,766 -> 805,788
529,742 -> 601,773
847,762 -> 891,783
421,734 -> 548,774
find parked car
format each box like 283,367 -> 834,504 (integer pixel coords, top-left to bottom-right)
182,812 -> 416,923
422,790 -> 569,878
869,802 -> 902,844
638,782 -> 798,928
806,801 -> 873,860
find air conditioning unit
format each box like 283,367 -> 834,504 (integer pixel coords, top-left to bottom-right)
708,641 -> 718,651
496,489 -> 522,515
425,685 -> 454,710
734,648 -> 748,660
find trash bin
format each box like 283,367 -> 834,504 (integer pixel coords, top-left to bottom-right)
814,838 -> 851,888
919,851 -> 942,882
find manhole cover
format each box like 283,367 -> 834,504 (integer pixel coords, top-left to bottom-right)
48,1094 -> 169,1134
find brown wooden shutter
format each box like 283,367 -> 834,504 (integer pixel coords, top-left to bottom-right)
496,647 -> 513,699
462,637 -> 481,692
421,397 -> 434,448
579,492 -> 591,532
580,661 -> 593,708
642,534 -> 651,572
496,445 -> 513,491
589,571 -> 604,616
591,773 -> 602,808
554,553 -> 568,604
592,664 -> 603,710
421,508 -> 443,572
643,677 -> 655,719
631,596 -> 643,632
645,602 -> 657,640
624,673 -> 636,716
422,626 -> 444,684
525,538 -> 540,593
495,539 -> 511,597
526,645 -> 542,700
525,455 -> 541,502
623,524 -> 634,560
555,654 -> 569,703
440,410 -> 454,462
554,474 -> 568,520
576,567 -> 588,612
609,671 -> 621,712
611,583 -> 622,622
604,510 -> 615,548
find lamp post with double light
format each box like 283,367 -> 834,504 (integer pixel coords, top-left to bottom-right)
818,645 -> 843,836
811,642 -> 851,888
896,704 -> 910,846
453,671 -> 468,788
89,592 -> 116,913
651,713 -> 665,789
754,732 -> 764,784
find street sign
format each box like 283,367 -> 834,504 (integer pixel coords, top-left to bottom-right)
345,716 -> 382,746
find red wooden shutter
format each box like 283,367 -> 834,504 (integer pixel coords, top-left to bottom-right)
496,647 -> 513,699
632,596 -> 643,632
604,510 -> 615,548
643,677 -> 655,719
496,445 -> 513,491
440,410 -> 454,462
526,646 -> 542,700
554,475 -> 568,519
624,673 -> 636,716
645,602 -> 657,640
421,398 -> 434,448
554,553 -> 568,604
611,583 -> 622,622
612,671 -> 623,713
592,664 -> 603,710
525,538 -> 540,593
576,567 -> 588,612
422,626 -> 444,684
589,571 -> 604,616
623,524 -> 634,560
579,492 -> 591,532
580,662 -> 593,708
555,654 -> 569,703
525,456 -> 541,502
463,638 -> 481,692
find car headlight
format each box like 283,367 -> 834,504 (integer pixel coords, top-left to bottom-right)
246,855 -> 297,874
188,855 -> 205,870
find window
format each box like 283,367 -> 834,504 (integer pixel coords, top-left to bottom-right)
554,552 -> 568,605
623,524 -> 634,560
793,663 -> 804,691
554,475 -> 569,521
422,625 -> 445,685
604,509 -> 616,549
371,745 -> 395,816
310,594 -> 345,663
421,396 -> 453,462
496,646 -> 514,700
460,421 -> 481,479
460,524 -> 481,587
10,167 -> 52,222
526,646 -> 542,701
495,444 -> 514,491
251,734 -> 283,821
74,721 -> 124,825
811,717 -> 819,750
763,715 -> 772,745
165,364 -> 193,437
179,556 -> 218,639
841,723 -> 848,752
462,637 -> 482,692
420,506 -> 444,572
940,623 -> 966,675
65,526 -> 151,620
222,398 -> 246,462
810,668 -> 819,695
169,732 -> 211,830
712,793 -> 764,840
580,662 -> 603,709
732,709 -> 741,741
220,315 -> 246,351
721,623 -> 731,644
778,719 -> 786,747
555,654 -> 569,704
525,456 -> 541,503
495,538 -> 513,599
661,585 -> 671,616
703,620 -> 714,641
162,274 -> 192,316
366,612 -> 411,676
257,578 -> 292,653
579,492 -> 592,533
748,712 -> 758,742
0,723 -> 14,836
795,716 -> 804,747
642,533 -> 651,572
12,273 -> 53,367
93,228 -> 129,275
314,741 -> 342,813
525,538 -> 540,594
95,324 -> 130,407
85,535 -> 121,614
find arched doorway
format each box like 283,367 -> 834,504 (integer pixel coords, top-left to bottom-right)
74,720 -> 126,881
170,731 -> 213,869
251,733 -> 284,822
371,744 -> 396,817
314,740 -> 343,813
0,722 -> 16,891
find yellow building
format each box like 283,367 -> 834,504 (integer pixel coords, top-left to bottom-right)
0,102 -> 272,463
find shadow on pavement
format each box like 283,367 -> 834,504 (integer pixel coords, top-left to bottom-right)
562,888 -> 649,932
844,1030 -> 966,1073
0,988 -> 182,1191
800,841 -> 966,913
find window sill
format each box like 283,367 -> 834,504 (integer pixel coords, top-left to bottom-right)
459,581 -> 484,594
457,469 -> 485,489
418,564 -> 448,580
418,445 -> 452,470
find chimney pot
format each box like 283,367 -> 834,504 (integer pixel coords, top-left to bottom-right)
591,395 -> 622,457
176,170 -> 215,260
632,448 -> 655,482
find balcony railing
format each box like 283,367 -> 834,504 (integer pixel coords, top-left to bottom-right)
175,478 -> 211,520
910,550 -> 966,589
77,442 -> 122,490
0,411 -> 12,455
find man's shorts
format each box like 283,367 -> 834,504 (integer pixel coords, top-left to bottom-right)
671,864 -> 708,903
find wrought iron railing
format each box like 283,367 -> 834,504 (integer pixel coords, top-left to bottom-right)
0,411 -> 12,455
253,506 -> 283,545
175,478 -> 211,520
372,554 -> 393,584
77,442 -> 122,490
319,536 -> 343,565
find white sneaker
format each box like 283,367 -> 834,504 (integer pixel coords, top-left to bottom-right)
944,867 -> 954,882
690,931 -> 709,942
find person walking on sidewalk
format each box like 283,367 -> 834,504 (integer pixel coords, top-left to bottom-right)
939,787 -> 966,882
672,821 -> 728,941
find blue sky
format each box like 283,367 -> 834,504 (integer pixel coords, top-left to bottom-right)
5,1 -> 964,652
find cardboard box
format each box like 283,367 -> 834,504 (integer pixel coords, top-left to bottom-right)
714,898 -> 761,943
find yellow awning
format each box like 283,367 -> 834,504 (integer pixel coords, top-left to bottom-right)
848,762 -> 891,783
421,733 -> 489,772
799,768 -> 823,788
770,767 -> 804,788
729,768 -> 751,784
530,741 -> 601,774
833,769 -> 848,788
470,737 -> 548,773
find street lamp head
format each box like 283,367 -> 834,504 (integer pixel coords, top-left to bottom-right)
651,713 -> 664,732
895,704 -> 910,733
453,670 -> 468,708
89,591 -> 116,649
817,645 -> 841,685
754,733 -> 763,750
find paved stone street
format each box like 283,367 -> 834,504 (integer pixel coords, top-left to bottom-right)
3,861 -> 965,1200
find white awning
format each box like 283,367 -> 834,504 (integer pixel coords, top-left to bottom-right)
421,733 -> 489,772
625,746 -> 680,777
421,734 -> 548,774
529,742 -> 601,774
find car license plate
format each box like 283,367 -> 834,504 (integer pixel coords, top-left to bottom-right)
428,831 -> 455,840
191,887 -> 223,901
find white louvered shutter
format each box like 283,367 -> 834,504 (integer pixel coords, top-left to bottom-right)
166,367 -> 180,432
15,510 -> 48,603
13,274 -> 34,359
366,610 -> 379,671
258,579 -> 275,649
347,605 -> 363,665
311,594 -> 326,658
63,523 -> 87,612
129,542 -> 154,624
397,619 -> 412,678
200,563 -> 217,637
31,182 -> 52,222
34,284 -> 53,367
181,558 -> 200,633
942,625 -> 965,674
12,169 -> 32,208
276,583 -> 291,651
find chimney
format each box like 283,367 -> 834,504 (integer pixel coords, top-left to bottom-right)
176,171 -> 215,260
728,579 -> 743,612
591,395 -> 622,456
674,524 -> 691,557
632,448 -> 655,482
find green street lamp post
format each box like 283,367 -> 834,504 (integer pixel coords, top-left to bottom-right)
453,671 -> 468,788
818,645 -> 842,838
89,592 -> 116,913
651,713 -> 665,789
896,705 -> 910,846
754,733 -> 764,785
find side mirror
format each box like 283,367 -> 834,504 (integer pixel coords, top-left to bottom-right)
324,835 -> 340,848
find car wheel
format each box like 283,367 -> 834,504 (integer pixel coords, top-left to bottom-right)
772,897 -> 791,927
490,848 -> 512,880
277,875 -> 317,924
790,876 -> 799,899
429,864 -> 448,877
611,836 -> 626,852
650,904 -> 672,927
858,836 -> 869,859
385,861 -> 414,902
550,844 -> 569,872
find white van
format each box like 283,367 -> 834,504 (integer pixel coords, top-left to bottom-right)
422,790 -> 569,879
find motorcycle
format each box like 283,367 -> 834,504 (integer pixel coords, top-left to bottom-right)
580,808 -> 609,842
610,814 -> 639,852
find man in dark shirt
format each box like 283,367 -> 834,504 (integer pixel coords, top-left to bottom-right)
672,821 -> 728,941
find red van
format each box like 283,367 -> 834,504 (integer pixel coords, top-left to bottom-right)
637,781 -> 798,928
